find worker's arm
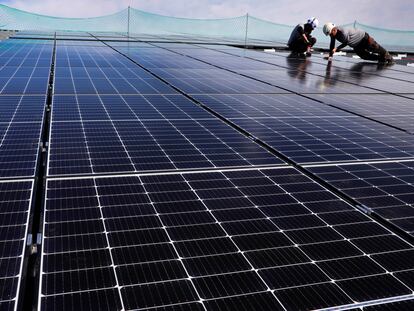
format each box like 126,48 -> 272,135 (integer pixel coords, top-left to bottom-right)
335,43 -> 347,52
297,25 -> 310,44
326,36 -> 336,60
329,36 -> 336,56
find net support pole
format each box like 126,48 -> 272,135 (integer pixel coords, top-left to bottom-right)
244,13 -> 249,49
127,6 -> 130,38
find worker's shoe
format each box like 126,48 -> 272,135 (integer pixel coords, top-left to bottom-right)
385,54 -> 394,64
305,46 -> 312,57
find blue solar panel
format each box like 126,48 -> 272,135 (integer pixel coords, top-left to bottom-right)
48,115 -> 282,176
0,180 -> 34,310
0,95 -> 46,178
0,40 -> 52,95
2,35 -> 414,311
200,45 -> 414,93
309,160 -> 414,236
312,94 -> 414,132
39,168 -> 414,310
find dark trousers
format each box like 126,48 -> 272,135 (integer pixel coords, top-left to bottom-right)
353,33 -> 389,61
288,35 -> 316,53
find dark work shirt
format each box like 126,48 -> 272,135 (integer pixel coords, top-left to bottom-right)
288,24 -> 312,46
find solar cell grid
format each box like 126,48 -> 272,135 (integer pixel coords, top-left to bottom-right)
54,43 -> 177,95
0,95 -> 46,178
0,41 -> 51,95
150,69 -> 289,94
199,113 -> 414,164
111,46 -> 288,94
2,34 -> 414,311
0,179 -> 34,311
149,44 -> 386,94
40,167 -> 414,310
52,94 -> 213,121
101,43 -> 414,165
192,93 -> 352,119
309,160 -> 414,236
312,94 -> 414,132
207,45 -> 414,82
48,92 -> 282,176
0,40 -> 50,178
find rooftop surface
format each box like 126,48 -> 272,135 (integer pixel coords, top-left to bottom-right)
1,31 -> 414,311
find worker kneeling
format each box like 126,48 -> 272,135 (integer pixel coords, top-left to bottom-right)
323,22 -> 394,64
288,17 -> 319,56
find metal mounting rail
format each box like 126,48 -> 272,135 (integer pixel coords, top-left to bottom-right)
19,31 -> 56,311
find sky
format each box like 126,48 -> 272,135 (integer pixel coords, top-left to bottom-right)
2,0 -> 413,29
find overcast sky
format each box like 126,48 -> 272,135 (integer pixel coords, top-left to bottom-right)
2,0 -> 413,29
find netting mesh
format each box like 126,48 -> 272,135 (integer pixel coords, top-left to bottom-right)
354,22 -> 414,52
0,5 -> 128,32
1,4 -> 413,51
129,9 -> 247,42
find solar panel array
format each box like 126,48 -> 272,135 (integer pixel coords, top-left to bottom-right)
0,38 -> 49,310
1,31 -> 414,311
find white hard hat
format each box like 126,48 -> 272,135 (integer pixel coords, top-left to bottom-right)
307,17 -> 319,29
323,22 -> 335,36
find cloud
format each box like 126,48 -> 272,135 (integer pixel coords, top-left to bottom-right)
3,0 -> 414,29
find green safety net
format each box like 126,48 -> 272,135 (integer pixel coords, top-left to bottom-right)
0,5 -> 128,32
354,22 -> 414,53
0,4 -> 413,52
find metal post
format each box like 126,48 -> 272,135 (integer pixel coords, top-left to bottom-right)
353,20 -> 357,29
244,13 -> 249,49
127,6 -> 130,38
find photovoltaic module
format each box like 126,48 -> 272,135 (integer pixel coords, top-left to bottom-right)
0,31 -> 414,311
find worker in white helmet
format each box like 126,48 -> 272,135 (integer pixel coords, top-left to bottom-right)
323,22 -> 393,64
288,17 -> 319,56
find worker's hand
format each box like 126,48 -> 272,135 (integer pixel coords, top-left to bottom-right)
332,48 -> 337,54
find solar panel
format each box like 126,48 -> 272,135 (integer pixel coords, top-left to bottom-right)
191,105 -> 414,164
0,40 -> 52,95
143,43 -> 384,94
207,45 -> 414,80
104,44 -> 288,94
39,167 -> 414,310
0,179 -> 34,311
308,160 -> 414,235
54,43 -> 178,95
2,32 -> 414,311
190,93 -> 353,119
48,94 -> 282,176
312,94 -> 414,132
0,40 -> 50,178
103,43 -> 414,165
